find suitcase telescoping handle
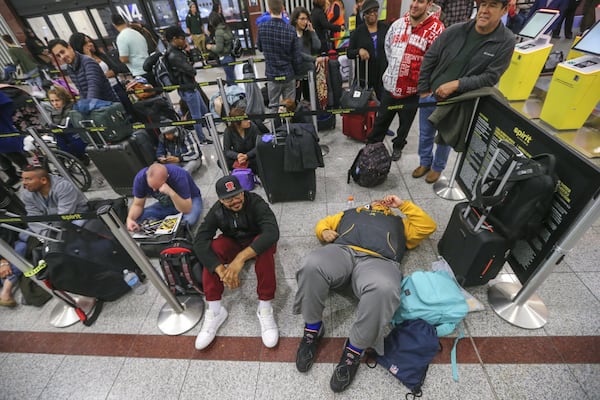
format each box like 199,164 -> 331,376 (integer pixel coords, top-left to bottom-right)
79,119 -> 108,149
354,58 -> 369,90
466,140 -> 523,231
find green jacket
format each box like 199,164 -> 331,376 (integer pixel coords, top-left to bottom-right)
212,23 -> 233,57
8,45 -> 38,73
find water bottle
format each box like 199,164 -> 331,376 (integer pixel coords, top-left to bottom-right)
123,269 -> 146,295
347,195 -> 355,208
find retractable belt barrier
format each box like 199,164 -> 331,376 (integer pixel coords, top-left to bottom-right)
1,98 -> 444,138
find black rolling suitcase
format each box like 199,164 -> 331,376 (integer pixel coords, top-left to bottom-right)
86,129 -> 155,196
256,128 -> 317,203
438,202 -> 510,287
438,141 -> 523,287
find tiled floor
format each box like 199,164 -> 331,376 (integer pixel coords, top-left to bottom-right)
1,44 -> 599,399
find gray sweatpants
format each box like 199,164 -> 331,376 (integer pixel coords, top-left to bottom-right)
267,80 -> 296,113
293,244 -> 402,355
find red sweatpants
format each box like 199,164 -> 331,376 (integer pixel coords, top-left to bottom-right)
202,234 -> 277,301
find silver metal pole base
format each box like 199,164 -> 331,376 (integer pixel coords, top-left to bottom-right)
433,176 -> 466,201
49,295 -> 96,328
157,295 -> 205,335
320,144 -> 330,156
488,282 -> 548,329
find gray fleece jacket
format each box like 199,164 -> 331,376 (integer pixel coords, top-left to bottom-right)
418,19 -> 515,95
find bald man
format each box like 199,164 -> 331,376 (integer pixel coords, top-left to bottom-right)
126,163 -> 203,231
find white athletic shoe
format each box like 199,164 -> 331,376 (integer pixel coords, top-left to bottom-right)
257,306 -> 279,348
195,308 -> 228,350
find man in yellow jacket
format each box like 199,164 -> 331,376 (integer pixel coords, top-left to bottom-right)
293,194 -> 436,392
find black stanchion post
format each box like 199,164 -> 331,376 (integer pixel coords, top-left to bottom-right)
96,205 -> 204,335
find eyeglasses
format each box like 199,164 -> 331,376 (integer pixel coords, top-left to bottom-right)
221,192 -> 243,204
364,8 -> 379,15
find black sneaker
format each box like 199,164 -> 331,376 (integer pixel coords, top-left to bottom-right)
295,325 -> 324,372
391,147 -> 402,162
201,139 -> 213,145
330,343 -> 362,392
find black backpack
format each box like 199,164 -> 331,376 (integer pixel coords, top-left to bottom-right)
475,153 -> 558,242
348,142 -> 392,187
151,50 -> 177,91
159,238 -> 204,296
231,35 -> 242,58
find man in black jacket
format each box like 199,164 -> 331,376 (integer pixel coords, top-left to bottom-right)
164,25 -> 212,145
193,175 -> 280,350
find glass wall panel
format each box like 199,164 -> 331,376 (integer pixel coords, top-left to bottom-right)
26,17 -> 53,42
47,14 -> 73,41
90,8 -> 110,38
69,10 -> 98,39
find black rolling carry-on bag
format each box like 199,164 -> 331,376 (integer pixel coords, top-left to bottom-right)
437,141 -> 524,287
86,128 -> 155,196
256,124 -> 317,203
438,202 -> 510,287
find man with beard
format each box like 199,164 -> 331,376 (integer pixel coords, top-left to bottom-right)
414,0 -> 515,183
193,175 -> 280,350
367,0 -> 444,162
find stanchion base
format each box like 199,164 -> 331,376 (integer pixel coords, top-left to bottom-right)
49,295 -> 96,328
157,295 -> 205,335
433,176 -> 466,201
320,144 -> 330,156
488,282 -> 548,329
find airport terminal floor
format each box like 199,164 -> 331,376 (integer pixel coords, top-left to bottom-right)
1,38 -> 599,399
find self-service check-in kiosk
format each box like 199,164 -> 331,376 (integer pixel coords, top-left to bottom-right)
498,9 -> 560,101
540,20 -> 600,130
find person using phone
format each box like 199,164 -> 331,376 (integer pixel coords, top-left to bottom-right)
291,7 -> 321,101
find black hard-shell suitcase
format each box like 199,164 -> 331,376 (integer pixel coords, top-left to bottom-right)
438,202 -> 510,287
438,141 -> 523,286
256,133 -> 316,203
87,129 -> 155,196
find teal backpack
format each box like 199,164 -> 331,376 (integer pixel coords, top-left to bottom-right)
392,270 -> 468,336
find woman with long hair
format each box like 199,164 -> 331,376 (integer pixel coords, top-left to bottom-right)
206,11 -> 236,86
222,107 -> 261,173
291,6 -> 321,101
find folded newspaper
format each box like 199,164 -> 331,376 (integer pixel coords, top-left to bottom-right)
132,213 -> 182,238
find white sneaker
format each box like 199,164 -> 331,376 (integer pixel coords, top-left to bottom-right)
257,306 -> 279,348
195,308 -> 228,350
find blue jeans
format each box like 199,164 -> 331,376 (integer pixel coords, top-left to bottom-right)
178,89 -> 208,141
139,196 -> 203,226
221,55 -> 236,86
418,95 -> 451,172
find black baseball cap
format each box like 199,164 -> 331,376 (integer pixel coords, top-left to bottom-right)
216,175 -> 244,199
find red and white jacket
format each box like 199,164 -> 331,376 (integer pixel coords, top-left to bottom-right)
382,5 -> 445,98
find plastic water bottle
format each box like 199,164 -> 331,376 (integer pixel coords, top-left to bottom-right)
123,269 -> 146,295
347,195 -> 355,208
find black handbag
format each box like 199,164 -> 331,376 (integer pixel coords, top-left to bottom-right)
340,59 -> 372,109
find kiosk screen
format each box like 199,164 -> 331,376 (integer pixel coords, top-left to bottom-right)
572,20 -> 600,56
518,9 -> 560,40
